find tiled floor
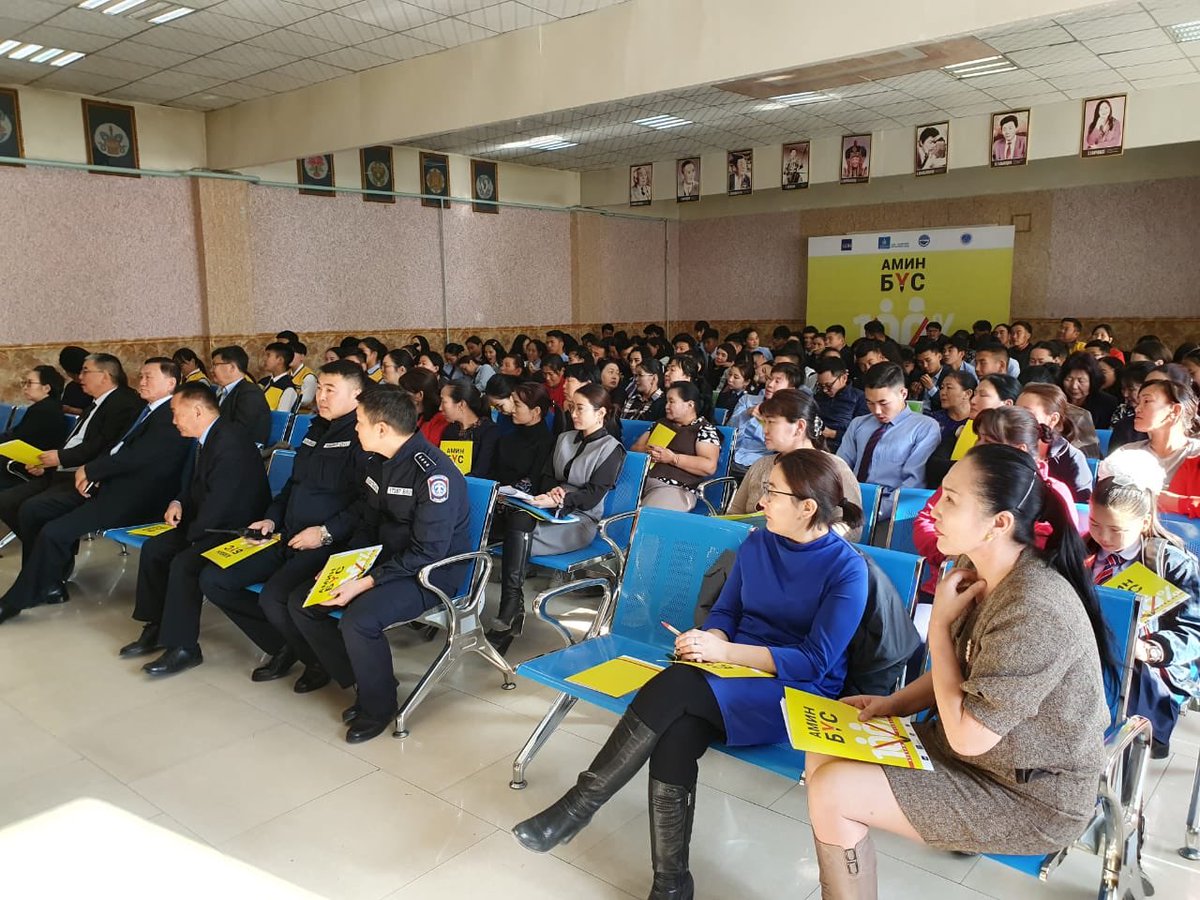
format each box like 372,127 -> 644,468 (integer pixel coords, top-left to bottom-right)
1,537 -> 1198,899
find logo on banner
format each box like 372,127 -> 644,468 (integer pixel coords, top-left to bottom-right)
840,239 -> 853,251
960,233 -> 973,245
877,236 -> 891,250
918,234 -> 931,248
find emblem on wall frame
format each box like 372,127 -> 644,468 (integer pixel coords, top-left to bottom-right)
360,146 -> 394,203
82,99 -> 139,177
0,88 -> 25,166
420,151 -> 450,208
471,159 -> 498,214
297,153 -> 335,196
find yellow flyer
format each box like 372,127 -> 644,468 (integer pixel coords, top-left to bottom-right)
674,660 -> 773,678
715,512 -> 766,523
647,423 -> 676,449
567,656 -> 663,697
781,687 -> 934,771
0,440 -> 44,467
201,534 -> 281,569
125,522 -> 174,537
1102,561 -> 1188,624
950,419 -> 978,461
440,440 -> 473,475
303,545 -> 383,607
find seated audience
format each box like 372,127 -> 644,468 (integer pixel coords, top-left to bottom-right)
1028,340 -> 1066,368
172,348 -> 210,386
804,442 -> 1114,895
286,340 -> 318,409
814,357 -> 867,453
1060,352 -> 1119,430
258,342 -> 300,413
541,356 -> 566,409
632,382 -> 720,512
380,348 -> 413,386
973,340 -> 1020,379
597,359 -> 630,408
940,334 -> 975,383
513,450 -> 866,897
458,353 -> 497,394
0,366 -> 67,491
1017,384 -> 1093,501
1128,379 -> 1200,517
922,369 -> 977,488
439,381 -> 499,478
1130,340 -> 1172,367
621,359 -> 666,421
728,363 -> 805,476
482,339 -> 505,370
1111,361 -> 1153,450
498,353 -> 525,378
58,346 -> 90,415
210,345 -> 271,446
1097,355 -> 1124,397
1059,316 -> 1089,354
357,337 -> 387,382
488,382 -> 556,494
969,373 -> 1021,419
399,368 -> 449,445
715,360 -> 753,414
1008,321 -> 1033,371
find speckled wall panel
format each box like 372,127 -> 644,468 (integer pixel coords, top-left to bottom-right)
246,189 -> 443,335
441,204 -> 572,328
0,167 -> 203,345
573,212 -> 671,324
195,177 -> 253,336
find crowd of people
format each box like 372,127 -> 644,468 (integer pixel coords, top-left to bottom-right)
0,314 -> 1198,900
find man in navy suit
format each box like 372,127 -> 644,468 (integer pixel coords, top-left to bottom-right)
210,345 -> 271,446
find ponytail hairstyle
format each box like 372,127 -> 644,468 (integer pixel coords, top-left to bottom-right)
172,347 -> 208,377
1020,383 -> 1077,443
1095,448 -> 1183,547
964,442 -> 1118,690
973,406 -> 1039,457
573,381 -> 615,424
385,348 -> 414,371
772,448 -> 863,531
397,368 -> 440,421
978,373 -> 1021,405
441,380 -> 489,419
759,388 -> 827,451
511,381 -> 552,421
1139,377 -> 1200,437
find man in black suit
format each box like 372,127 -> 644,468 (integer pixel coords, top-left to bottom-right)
210,345 -> 271,447
0,353 -> 143,548
0,359 -> 192,623
120,383 -> 270,676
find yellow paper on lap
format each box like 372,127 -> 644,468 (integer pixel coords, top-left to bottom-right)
1102,561 -> 1188,624
125,522 -> 174,537
674,660 -> 773,678
950,419 -> 978,460
0,440 -> 44,467
304,545 -> 383,607
567,656 -> 663,697
647,423 -> 676,449
440,440 -> 473,475
201,534 -> 281,569
781,687 -> 934,771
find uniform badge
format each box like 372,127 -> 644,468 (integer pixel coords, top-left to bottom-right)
427,474 -> 449,503
414,452 -> 437,472
365,476 -> 379,493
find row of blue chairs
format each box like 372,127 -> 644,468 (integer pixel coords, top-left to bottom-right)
0,404 -> 77,436
267,410 -> 314,449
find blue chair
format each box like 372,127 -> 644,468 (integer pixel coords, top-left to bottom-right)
857,483 -> 882,545
1087,456 -> 1101,482
287,414 -> 314,448
692,425 -> 736,516
1076,502 -> 1091,532
712,407 -> 728,426
619,418 -> 653,450
0,403 -> 13,432
860,544 -> 923,617
1162,512 -> 1200,559
1096,428 -> 1112,455
266,450 -> 295,498
103,523 -> 158,556
884,487 -> 935,557
267,410 -> 292,446
9,405 -> 28,429
63,414 -> 78,433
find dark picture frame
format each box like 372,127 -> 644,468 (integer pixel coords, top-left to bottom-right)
0,88 -> 25,166
676,157 -> 700,202
781,141 -> 809,190
915,121 -> 948,176
82,99 -> 139,177
471,159 -> 498,214
420,151 -> 450,209
727,149 -> 752,196
297,154 -> 335,196
840,134 -> 871,184
360,146 -> 394,203
1081,94 -> 1126,159
629,163 -> 652,207
990,109 -> 1030,168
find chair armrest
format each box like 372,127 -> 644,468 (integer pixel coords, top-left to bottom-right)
695,476 -> 739,516
1095,714 -> 1153,855
532,577 -> 613,648
596,510 -> 638,570
416,550 -> 494,633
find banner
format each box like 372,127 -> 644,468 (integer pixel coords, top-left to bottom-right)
807,226 -> 1014,342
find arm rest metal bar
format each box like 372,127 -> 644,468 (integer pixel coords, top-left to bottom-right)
532,577 -> 613,649
416,549 -> 495,632
696,476 -> 739,516
595,509 -> 638,575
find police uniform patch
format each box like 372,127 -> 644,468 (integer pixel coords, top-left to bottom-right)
366,476 -> 379,493
427,474 -> 449,503
323,440 -> 351,449
302,438 -> 317,447
414,452 -> 437,472
387,486 -> 413,496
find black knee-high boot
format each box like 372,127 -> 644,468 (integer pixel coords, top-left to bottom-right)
647,779 -> 695,899
487,529 -> 533,654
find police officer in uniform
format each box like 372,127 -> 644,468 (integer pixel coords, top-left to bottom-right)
194,360 -> 370,687
290,385 -> 470,743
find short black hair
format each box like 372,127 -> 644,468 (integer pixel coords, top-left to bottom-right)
974,340 -> 1009,361
693,320 -> 710,331
702,328 -> 719,342
86,352 -> 127,387
563,362 -> 599,384
814,356 -> 847,377
863,362 -> 905,391
913,338 -> 940,357
275,330 -> 299,343
320,358 -> 368,393
265,341 -> 296,367
1000,114 -> 1019,129
174,380 -> 219,412
1011,320 -> 1032,333
443,342 -> 464,356
1032,340 -> 1066,360
31,364 -> 66,397
359,336 -> 387,360
825,324 -> 845,337
358,383 -> 418,435
769,362 -> 803,388
853,339 -> 885,359
1060,317 -> 1083,330
144,356 -> 181,386
945,334 -> 970,353
972,319 -> 992,332
58,346 -> 89,376
926,321 -> 942,331
485,373 -> 519,399
291,340 -> 307,356
773,325 -> 792,340
212,345 -> 249,373
864,319 -> 885,337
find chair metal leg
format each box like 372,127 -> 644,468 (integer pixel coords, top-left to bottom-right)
1179,744 -> 1200,861
0,531 -> 16,554
510,691 -> 578,790
470,634 -> 516,689
393,637 -> 457,740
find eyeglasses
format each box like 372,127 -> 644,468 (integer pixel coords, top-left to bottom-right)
759,480 -> 803,500
20,380 -> 42,388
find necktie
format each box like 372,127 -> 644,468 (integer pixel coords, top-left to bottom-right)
856,421 -> 891,482
217,386 -> 228,406
67,403 -> 96,441
1005,141 -> 1013,160
1095,552 -> 1123,586
119,406 -> 152,445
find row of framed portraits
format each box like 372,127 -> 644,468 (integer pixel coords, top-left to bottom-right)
631,94 -> 1129,205
297,148 -> 500,213
1,88 -> 142,174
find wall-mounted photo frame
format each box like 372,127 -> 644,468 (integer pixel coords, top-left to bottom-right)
990,109 -> 1030,167
915,122 -> 948,176
471,159 -> 498,213
676,157 -> 700,202
840,134 -> 871,184
360,146 -> 394,203
727,149 -> 752,196
420,151 -> 450,208
629,163 -> 653,207
297,154 -> 335,196
781,141 -> 810,190
82,99 -> 139,177
1081,94 -> 1126,158
0,88 -> 25,166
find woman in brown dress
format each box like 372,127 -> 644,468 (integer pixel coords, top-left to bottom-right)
804,442 -> 1117,898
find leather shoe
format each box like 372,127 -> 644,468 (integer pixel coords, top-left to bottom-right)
251,646 -> 297,682
142,646 -> 203,677
40,583 -> 70,606
0,604 -> 20,625
119,625 -> 162,658
293,666 -> 331,694
345,709 -> 397,744
341,704 -> 361,724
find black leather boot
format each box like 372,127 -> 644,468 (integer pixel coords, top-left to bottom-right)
513,708 -> 658,852
486,529 -> 533,655
647,780 -> 695,900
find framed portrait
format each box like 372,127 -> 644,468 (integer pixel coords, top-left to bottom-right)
297,154 -> 335,196
82,99 -> 139,176
360,146 -> 394,203
471,159 -> 498,213
420,151 -> 450,208
915,122 -> 948,176
840,134 -> 871,184
990,109 -> 1030,167
1081,95 -> 1126,158
727,149 -> 752,196
0,88 -> 24,166
781,141 -> 809,190
629,163 -> 653,207
676,157 -> 700,202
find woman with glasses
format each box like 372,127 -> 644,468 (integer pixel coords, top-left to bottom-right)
379,349 -> 413,386
0,366 -> 68,490
621,359 -> 667,421
512,450 -> 866,897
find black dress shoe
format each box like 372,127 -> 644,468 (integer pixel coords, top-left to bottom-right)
341,704 -> 361,724
0,604 -> 21,626
40,583 -> 70,606
293,666 -> 331,694
251,646 -> 297,682
119,625 -> 162,658
142,646 -> 203,677
345,710 -> 397,744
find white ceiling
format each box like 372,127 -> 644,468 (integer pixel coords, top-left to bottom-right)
0,0 -> 628,110
404,0 -> 1200,171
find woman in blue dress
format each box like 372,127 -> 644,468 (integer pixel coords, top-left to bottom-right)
512,449 -> 868,899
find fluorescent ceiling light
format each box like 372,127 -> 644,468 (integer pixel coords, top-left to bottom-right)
104,0 -> 151,13
0,40 -> 20,55
29,47 -> 64,63
9,43 -> 43,60
770,91 -> 834,105
633,114 -> 693,130
77,0 -> 110,8
51,51 -> 86,66
942,54 -> 1017,79
148,6 -> 194,23
1167,20 -> 1200,43
498,134 -> 578,151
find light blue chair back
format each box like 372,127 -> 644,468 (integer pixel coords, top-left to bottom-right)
287,414 -> 314,448
1087,456 -> 1100,482
1162,513 -> 1200,560
1097,585 -> 1138,726
692,424 -> 735,516
1096,428 -> 1112,455
885,487 -> 935,556
0,403 -> 13,432
458,477 -> 500,594
267,410 -> 291,446
1076,503 -> 1090,531
600,451 -> 650,550
859,545 -> 923,616
619,418 -> 653,450
10,406 -> 28,429
857,482 -> 881,545
266,450 -> 295,498
712,407 -> 728,425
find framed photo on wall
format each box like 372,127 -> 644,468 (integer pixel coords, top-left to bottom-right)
990,109 -> 1030,167
781,141 -> 809,190
471,159 -> 498,213
420,151 -> 450,208
676,157 -> 700,202
360,146 -> 394,203
1081,94 -> 1126,158
915,122 -> 948,176
0,88 -> 24,165
840,134 -> 871,184
297,154 -> 335,196
629,163 -> 653,206
82,99 -> 139,176
727,149 -> 752,196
